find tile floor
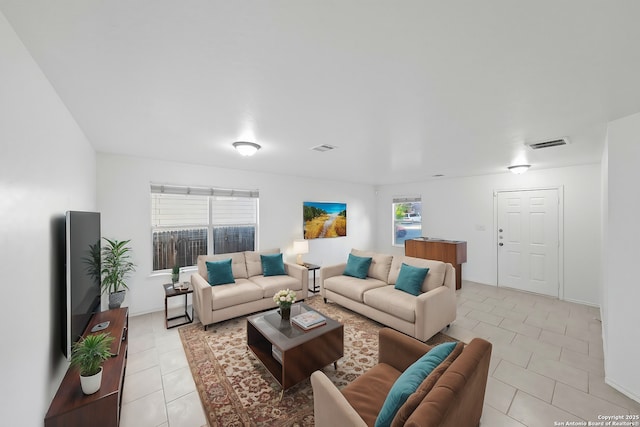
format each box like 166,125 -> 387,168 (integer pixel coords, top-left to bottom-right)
121,282 -> 640,426
455,281 -> 640,426
121,310 -> 208,427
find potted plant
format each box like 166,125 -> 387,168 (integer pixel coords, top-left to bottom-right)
70,332 -> 114,395
171,264 -> 180,284
101,238 -> 136,309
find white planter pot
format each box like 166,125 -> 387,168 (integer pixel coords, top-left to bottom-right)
80,368 -> 103,395
109,290 -> 126,309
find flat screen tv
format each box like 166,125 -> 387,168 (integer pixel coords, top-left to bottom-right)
63,211 -> 102,359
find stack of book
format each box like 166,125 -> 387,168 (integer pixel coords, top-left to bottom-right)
291,310 -> 326,330
271,345 -> 283,364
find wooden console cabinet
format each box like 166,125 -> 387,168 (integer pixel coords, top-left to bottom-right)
405,239 -> 467,290
45,308 -> 128,427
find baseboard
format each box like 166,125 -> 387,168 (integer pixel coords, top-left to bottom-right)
562,296 -> 600,309
605,376 -> 640,405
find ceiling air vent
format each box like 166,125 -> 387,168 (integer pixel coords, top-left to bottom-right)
311,144 -> 337,152
526,138 -> 569,150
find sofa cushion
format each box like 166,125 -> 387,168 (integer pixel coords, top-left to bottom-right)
249,274 -> 302,298
391,341 -> 464,426
394,263 -> 429,296
206,259 -> 235,286
341,363 -> 401,427
325,275 -> 388,303
364,286 -> 417,323
389,256 -> 447,292
375,342 -> 458,427
344,253 -> 372,279
351,249 -> 393,282
245,248 -> 280,277
209,279 -> 263,310
198,252 -> 248,280
261,253 -> 286,276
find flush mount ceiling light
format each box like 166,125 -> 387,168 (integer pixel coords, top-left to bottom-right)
311,144 -> 337,152
233,141 -> 261,156
508,164 -> 531,174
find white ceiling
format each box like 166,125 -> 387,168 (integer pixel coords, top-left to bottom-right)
3,1 -> 640,185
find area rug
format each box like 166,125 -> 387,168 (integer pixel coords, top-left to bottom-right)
178,295 -> 456,427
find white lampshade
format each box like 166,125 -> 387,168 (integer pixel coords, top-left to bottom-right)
293,240 -> 309,265
293,240 -> 309,254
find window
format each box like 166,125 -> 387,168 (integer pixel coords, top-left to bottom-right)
392,197 -> 422,246
151,184 -> 258,271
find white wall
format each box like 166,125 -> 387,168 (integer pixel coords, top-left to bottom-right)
97,153 -> 375,315
374,164 -> 602,306
603,111 -> 640,402
0,12 -> 97,426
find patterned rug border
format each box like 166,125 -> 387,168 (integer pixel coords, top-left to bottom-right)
178,295 -> 456,427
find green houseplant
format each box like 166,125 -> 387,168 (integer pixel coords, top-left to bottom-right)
101,238 -> 136,309
171,264 -> 180,284
70,332 -> 114,395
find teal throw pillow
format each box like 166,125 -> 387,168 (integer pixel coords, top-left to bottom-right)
343,253 -> 372,279
261,253 -> 286,276
374,342 -> 457,427
206,259 -> 235,286
394,263 -> 429,296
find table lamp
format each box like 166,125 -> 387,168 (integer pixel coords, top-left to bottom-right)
293,240 -> 309,265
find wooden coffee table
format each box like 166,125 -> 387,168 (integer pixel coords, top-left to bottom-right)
246,302 -> 344,397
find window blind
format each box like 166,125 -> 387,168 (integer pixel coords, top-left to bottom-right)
211,197 -> 257,225
392,196 -> 421,203
151,185 -> 259,228
150,183 -> 259,198
151,194 -> 209,227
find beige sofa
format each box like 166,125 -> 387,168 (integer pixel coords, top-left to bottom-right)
191,249 -> 308,329
311,328 -> 492,427
320,249 -> 456,341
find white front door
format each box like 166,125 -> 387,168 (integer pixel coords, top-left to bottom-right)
497,189 -> 560,297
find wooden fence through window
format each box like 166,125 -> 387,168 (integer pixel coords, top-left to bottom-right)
212,226 -> 255,254
153,226 -> 255,270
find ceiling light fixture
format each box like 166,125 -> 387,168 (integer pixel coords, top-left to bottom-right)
233,141 -> 261,156
311,144 -> 337,152
508,164 -> 531,174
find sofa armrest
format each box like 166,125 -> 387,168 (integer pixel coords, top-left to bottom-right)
378,328 -> 433,372
284,262 -> 308,291
319,263 -> 346,298
310,371 -> 367,427
443,263 -> 456,291
190,273 -> 212,327
320,263 -> 346,280
415,284 -> 457,341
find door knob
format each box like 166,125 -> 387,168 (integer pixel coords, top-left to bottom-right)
499,243 -> 504,246
499,228 -> 503,232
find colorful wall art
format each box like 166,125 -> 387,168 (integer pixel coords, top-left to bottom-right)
303,201 -> 347,239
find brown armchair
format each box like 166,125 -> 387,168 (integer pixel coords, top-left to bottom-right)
311,328 -> 492,427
